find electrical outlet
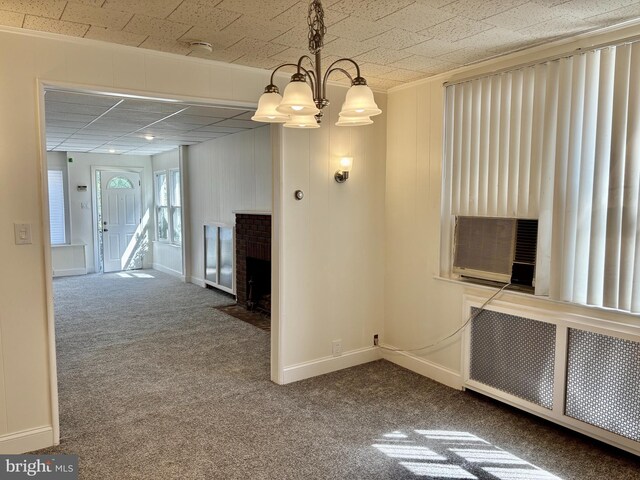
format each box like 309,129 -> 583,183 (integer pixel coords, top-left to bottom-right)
374,334 -> 379,346
332,339 -> 342,357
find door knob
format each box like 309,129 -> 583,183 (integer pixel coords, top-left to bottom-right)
103,228 -> 109,232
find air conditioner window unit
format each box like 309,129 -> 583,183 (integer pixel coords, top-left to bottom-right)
453,216 -> 538,288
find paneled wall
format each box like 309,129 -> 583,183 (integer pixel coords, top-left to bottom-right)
384,23 -> 640,389
277,84 -> 387,380
151,149 -> 183,278
0,25 -> 270,452
186,126 -> 271,286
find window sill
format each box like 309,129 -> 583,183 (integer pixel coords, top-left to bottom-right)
433,275 -> 640,324
152,240 -> 182,248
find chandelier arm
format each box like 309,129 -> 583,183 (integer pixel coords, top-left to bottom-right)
323,58 -> 362,83
269,63 -> 303,85
322,67 -> 355,100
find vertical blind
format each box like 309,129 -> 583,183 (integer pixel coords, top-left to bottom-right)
442,42 -> 640,313
48,169 -> 66,245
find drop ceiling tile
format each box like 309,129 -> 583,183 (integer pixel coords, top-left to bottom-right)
0,9 -> 24,27
359,62 -> 396,77
23,15 -> 90,37
421,16 -> 495,42
440,0 -> 530,21
367,77 -> 403,90
119,99 -> 185,114
0,0 -> 66,19
84,25 -> 146,46
216,0 -> 298,19
46,112 -> 99,123
271,26 -> 336,49
438,46 -> 497,65
365,28 -> 432,50
383,68 -> 426,82
46,126 -> 83,134
124,14 -> 191,40
62,2 -> 132,29
170,113 -> 226,125
225,37 -> 288,58
168,1 -> 240,30
454,27 -> 532,53
585,2 -> 640,23
354,47 -> 412,65
519,14 -> 591,39
378,3 -> 455,32
484,1 -> 561,30
193,125 -> 246,133
103,0 -> 184,19
321,37 -> 375,57
552,0 -> 637,19
328,16 -> 393,42
270,46 -> 309,62
272,2 -> 347,26
405,37 -> 463,58
388,54 -> 460,73
232,111 -> 254,120
45,90 -> 121,107
214,119 -> 254,128
179,26 -> 244,49
221,15 -> 291,43
190,106 -> 249,117
139,36 -> 192,55
330,0 -> 415,22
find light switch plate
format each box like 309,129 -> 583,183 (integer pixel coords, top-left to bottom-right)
14,223 -> 32,245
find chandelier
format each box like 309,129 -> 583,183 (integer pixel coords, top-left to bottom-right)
251,0 -> 381,128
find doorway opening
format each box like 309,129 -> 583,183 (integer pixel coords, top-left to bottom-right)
39,82 -> 280,448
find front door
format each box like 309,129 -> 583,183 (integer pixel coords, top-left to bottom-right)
100,171 -> 142,272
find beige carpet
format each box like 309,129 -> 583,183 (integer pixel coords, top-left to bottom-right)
36,270 -> 640,479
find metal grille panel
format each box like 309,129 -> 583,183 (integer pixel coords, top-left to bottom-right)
565,329 -> 640,441
470,308 -> 556,409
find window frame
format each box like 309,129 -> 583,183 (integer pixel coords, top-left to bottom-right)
154,168 -> 182,246
47,167 -> 70,245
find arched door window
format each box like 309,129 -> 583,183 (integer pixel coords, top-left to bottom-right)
107,176 -> 134,189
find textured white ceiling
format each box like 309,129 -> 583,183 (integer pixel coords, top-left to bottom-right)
4,1 -> 640,90
45,90 -> 261,155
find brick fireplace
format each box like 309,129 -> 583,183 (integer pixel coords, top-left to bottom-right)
235,212 -> 271,313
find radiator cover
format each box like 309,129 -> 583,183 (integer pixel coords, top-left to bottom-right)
565,329 -> 640,442
469,308 -> 556,409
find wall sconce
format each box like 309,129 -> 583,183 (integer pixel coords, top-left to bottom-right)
335,157 -> 353,183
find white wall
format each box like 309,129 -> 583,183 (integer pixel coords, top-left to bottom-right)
0,25 -> 271,453
187,126 -> 271,285
383,22 -> 640,389
67,152 -> 153,273
277,84 -> 387,382
151,149 -> 182,278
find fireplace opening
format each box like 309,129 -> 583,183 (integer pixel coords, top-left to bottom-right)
246,256 -> 271,315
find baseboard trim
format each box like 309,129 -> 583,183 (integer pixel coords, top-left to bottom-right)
0,426 -> 54,454
282,346 -> 381,384
381,344 -> 463,390
152,263 -> 183,278
52,268 -> 86,277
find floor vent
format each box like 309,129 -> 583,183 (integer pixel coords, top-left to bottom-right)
565,329 -> 640,442
470,308 -> 556,409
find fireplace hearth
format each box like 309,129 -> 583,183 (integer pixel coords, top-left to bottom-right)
235,212 -> 271,316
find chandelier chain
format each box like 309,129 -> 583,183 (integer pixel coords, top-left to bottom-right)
307,0 -> 326,54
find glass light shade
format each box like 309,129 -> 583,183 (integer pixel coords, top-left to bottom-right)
276,80 -> 319,115
336,115 -> 373,126
339,84 -> 382,117
251,92 -> 288,123
283,114 -> 320,129
339,157 -> 353,172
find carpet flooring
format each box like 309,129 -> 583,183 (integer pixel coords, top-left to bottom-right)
37,270 -> 639,479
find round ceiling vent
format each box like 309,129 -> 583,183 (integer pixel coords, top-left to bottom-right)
189,41 -> 213,53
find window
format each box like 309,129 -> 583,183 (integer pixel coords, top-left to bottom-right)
170,170 -> 182,245
442,41 -> 640,313
155,169 -> 181,245
48,169 -> 66,245
107,176 -> 134,189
